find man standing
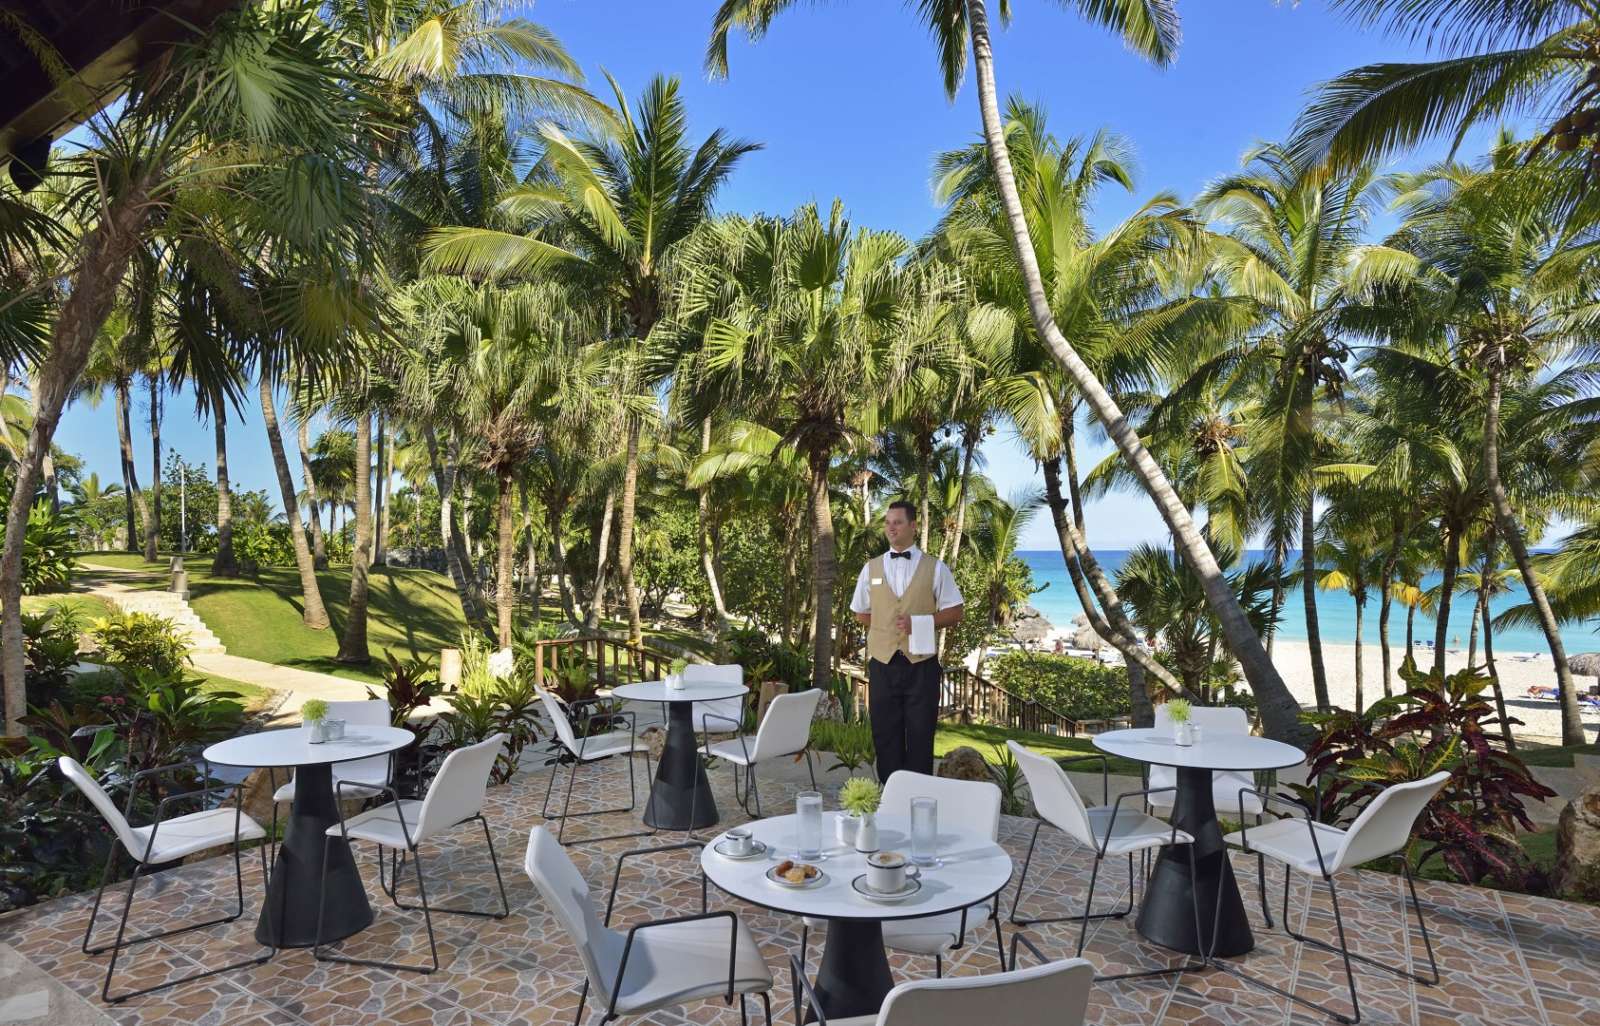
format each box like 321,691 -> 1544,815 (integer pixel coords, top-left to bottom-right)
850,500 -> 964,781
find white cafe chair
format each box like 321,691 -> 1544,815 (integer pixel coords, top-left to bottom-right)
699,688 -> 822,817
60,756 -> 272,1003
1007,741 -> 1209,981
687,662 -> 750,735
524,825 -> 774,1025
313,733 -> 511,974
1218,770 -> 1449,1025
267,698 -> 394,861
801,771 -> 1008,977
789,931 -> 1093,1026
538,686 -> 656,845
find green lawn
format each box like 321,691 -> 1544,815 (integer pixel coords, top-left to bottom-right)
20,593 -> 116,620
1517,741 -> 1600,767
934,722 -> 1145,776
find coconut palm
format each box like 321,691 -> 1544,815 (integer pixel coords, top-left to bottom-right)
1314,506 -> 1385,713
424,73 -> 758,645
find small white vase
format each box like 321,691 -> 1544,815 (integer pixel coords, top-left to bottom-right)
667,673 -> 685,691
854,812 -> 879,854
836,812 -> 860,847
304,720 -> 326,745
1174,721 -> 1194,747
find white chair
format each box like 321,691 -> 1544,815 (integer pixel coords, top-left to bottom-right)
699,688 -> 822,817
789,932 -> 1093,1026
1218,771 -> 1449,1025
687,662 -> 750,735
314,734 -> 511,974
538,687 -> 657,844
267,698 -> 394,860
523,825 -> 774,1025
1006,741 -> 1208,981
59,756 -> 272,1003
801,771 -> 1007,977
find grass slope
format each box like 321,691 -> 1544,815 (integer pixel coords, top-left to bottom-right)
934,722 -> 1145,776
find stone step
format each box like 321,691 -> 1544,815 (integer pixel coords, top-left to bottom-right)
99,589 -> 226,658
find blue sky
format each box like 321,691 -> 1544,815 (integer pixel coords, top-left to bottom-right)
52,1 -> 1488,550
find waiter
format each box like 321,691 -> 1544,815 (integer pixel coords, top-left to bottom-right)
850,500 -> 964,782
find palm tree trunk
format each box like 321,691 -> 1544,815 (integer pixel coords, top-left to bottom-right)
807,447 -> 837,692
697,417 -> 732,638
1266,534 -> 1289,658
3,179 -> 151,735
963,0 -> 1304,743
1482,583 -> 1514,749
584,489 -> 616,633
260,376 -> 330,630
1433,521 -> 1458,677
521,479 -> 540,621
297,417 -> 328,569
549,501 -> 579,624
1353,595 -> 1365,714
1484,359 -> 1584,745
945,424 -> 978,565
1406,600 -> 1417,664
422,423 -> 482,622
115,379 -> 148,554
494,467 -> 516,647
374,411 -> 388,566
1302,500 -> 1330,711
337,411 -> 373,663
616,418 -> 644,643
145,375 -> 161,560
1377,517 -> 1404,699
917,433 -> 932,550
211,390 -> 237,576
1467,577 -> 1482,667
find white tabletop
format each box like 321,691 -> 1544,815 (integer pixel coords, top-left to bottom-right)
1093,727 -> 1304,772
204,725 -> 415,769
611,679 -> 748,704
701,814 -> 1012,922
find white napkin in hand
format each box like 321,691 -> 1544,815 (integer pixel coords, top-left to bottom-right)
909,614 -> 936,656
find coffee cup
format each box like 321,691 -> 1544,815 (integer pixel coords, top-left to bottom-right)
724,828 -> 754,856
866,850 -> 919,893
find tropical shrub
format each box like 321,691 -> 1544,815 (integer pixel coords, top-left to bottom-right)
811,718 -> 875,774
22,501 -> 76,594
88,611 -> 190,678
10,605 -> 85,705
1294,658 -> 1556,890
0,735 -> 118,911
991,742 -> 1027,815
987,652 -> 1130,722
368,652 -> 450,797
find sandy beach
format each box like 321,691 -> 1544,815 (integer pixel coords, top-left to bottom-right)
1271,638 -> 1599,744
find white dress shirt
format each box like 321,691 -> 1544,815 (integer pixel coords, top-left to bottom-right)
849,545 -> 964,614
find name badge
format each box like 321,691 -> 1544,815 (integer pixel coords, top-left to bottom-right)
871,577 -> 883,586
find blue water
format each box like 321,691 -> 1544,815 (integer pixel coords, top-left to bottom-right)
1019,550 -> 1600,656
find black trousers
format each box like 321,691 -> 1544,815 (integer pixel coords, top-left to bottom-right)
867,652 -> 941,783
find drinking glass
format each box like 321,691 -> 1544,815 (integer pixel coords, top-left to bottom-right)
794,791 -> 823,860
910,796 -> 939,866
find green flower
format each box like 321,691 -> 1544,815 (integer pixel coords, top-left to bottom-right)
301,698 -> 330,723
839,776 -> 881,816
1166,699 -> 1192,724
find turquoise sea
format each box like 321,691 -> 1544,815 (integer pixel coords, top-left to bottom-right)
1018,549 -> 1600,657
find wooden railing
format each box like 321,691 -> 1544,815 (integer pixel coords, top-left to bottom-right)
940,664 -> 1130,738
529,635 -> 676,694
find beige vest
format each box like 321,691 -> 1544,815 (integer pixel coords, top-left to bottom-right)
866,554 -> 938,664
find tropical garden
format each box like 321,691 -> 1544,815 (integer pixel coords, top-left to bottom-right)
2,0 -> 1600,911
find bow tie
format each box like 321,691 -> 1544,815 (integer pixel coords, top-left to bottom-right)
889,551 -> 913,560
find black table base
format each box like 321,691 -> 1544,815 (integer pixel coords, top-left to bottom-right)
641,701 -> 718,831
1135,766 -> 1253,957
256,763 -> 373,948
805,919 -> 895,1023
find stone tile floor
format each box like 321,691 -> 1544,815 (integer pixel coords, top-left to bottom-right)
1,753 -> 1595,1026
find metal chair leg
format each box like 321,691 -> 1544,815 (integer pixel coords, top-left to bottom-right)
1010,820 -> 1132,927
1090,843 -> 1207,983
573,977 -> 589,1026
549,753 -> 656,846
382,818 -> 511,919
804,749 -> 817,790
315,833 -> 440,974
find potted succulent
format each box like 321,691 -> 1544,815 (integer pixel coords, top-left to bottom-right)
667,657 -> 689,691
1167,698 -> 1195,746
839,776 -> 882,853
302,699 -> 330,744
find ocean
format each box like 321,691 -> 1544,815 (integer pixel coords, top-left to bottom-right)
1018,549 -> 1600,657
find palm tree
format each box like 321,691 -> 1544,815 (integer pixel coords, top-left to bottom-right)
425,73 -> 758,645
704,2 -> 1308,743
966,490 -> 1041,646
1314,507 -> 1383,712
66,472 -> 121,550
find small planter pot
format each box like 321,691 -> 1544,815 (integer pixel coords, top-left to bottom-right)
836,812 -> 861,848
854,812 -> 880,854
1173,721 -> 1195,747
304,721 -> 328,745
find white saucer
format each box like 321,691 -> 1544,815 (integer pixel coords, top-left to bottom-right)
766,864 -> 827,890
713,838 -> 769,861
851,874 -> 922,903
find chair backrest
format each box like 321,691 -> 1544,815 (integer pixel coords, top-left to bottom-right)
1150,704 -> 1253,789
882,770 -> 1000,843
57,756 -> 144,860
875,955 -> 1094,1026
328,699 -> 393,785
1006,741 -> 1096,847
524,826 -> 621,991
1330,770 -> 1451,873
750,689 -> 822,762
686,663 -> 746,731
537,687 -> 580,754
416,733 -> 507,840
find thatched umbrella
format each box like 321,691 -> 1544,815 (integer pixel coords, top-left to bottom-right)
1010,605 -> 1054,645
1567,652 -> 1600,677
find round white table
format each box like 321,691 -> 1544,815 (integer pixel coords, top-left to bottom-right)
1093,727 -> 1304,957
701,813 -> 1012,1021
611,679 -> 748,830
205,725 -> 414,948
